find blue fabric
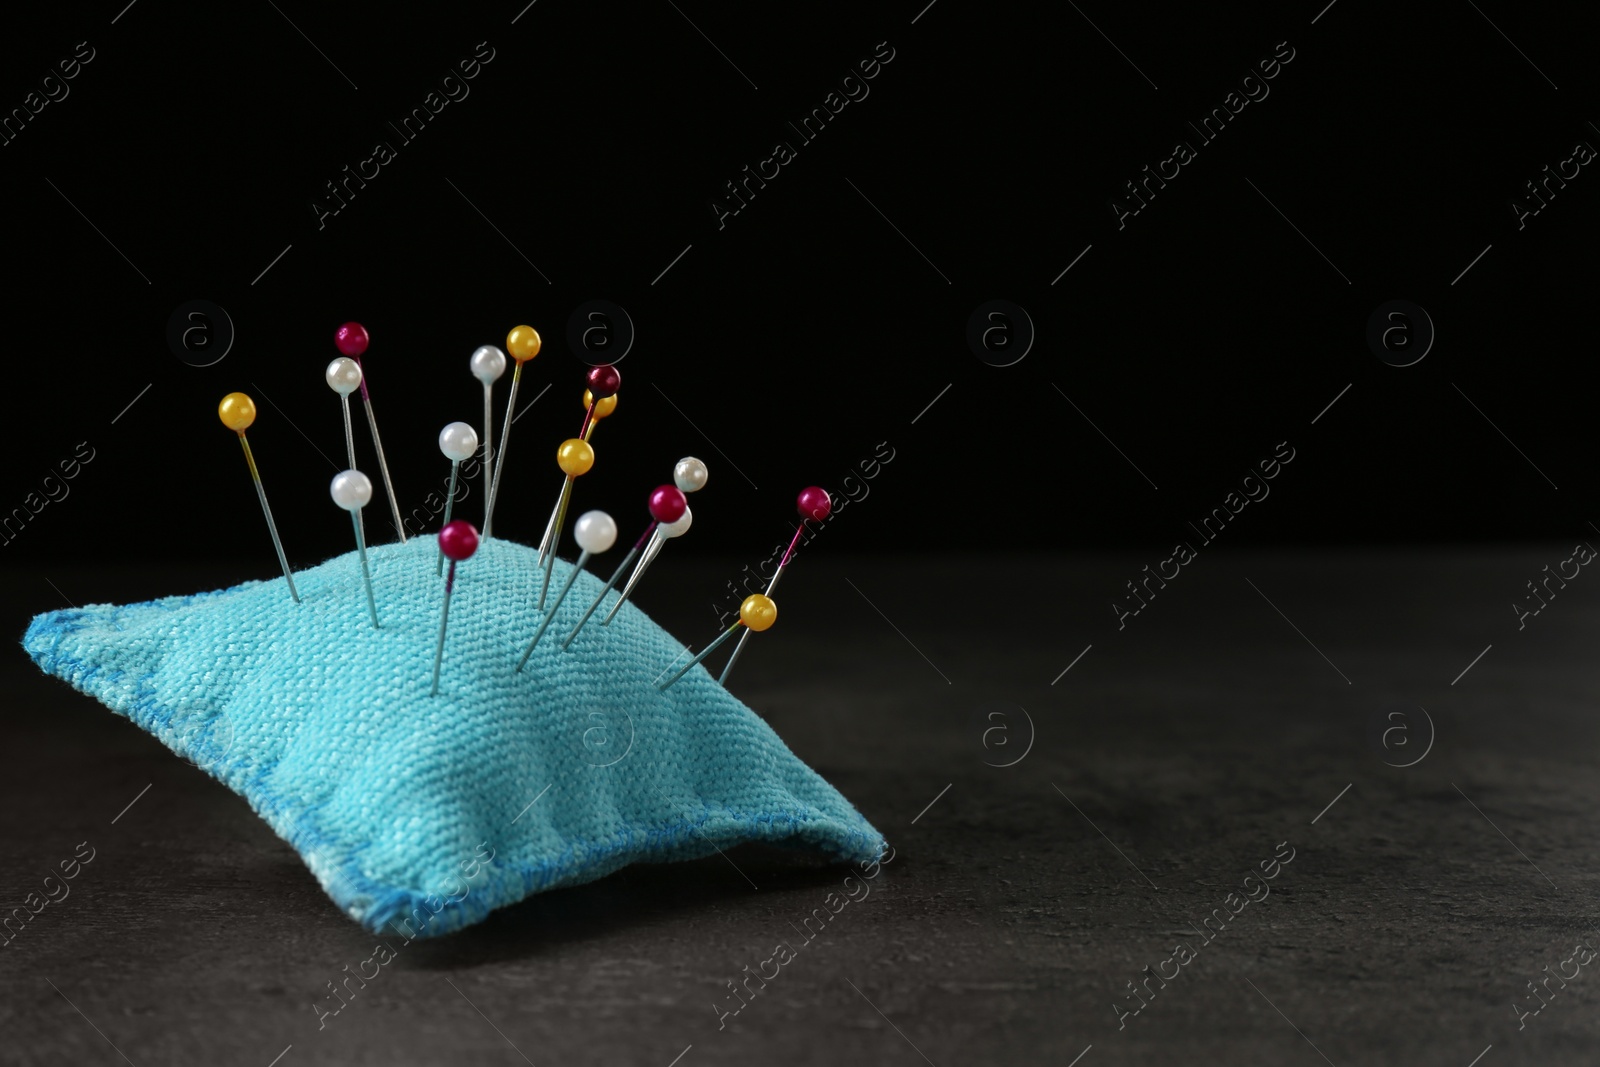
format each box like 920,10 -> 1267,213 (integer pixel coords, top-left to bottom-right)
22,536 -> 884,937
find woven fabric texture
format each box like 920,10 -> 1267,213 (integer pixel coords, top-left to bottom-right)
22,536 -> 884,937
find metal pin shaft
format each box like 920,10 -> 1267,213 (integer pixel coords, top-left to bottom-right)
517,550 -> 590,671
481,382 -> 495,535
352,510 -> 379,628
719,565 -> 785,685
536,473 -> 573,568
431,561 -> 457,696
539,479 -> 574,609
340,394 -> 367,545
483,361 -> 524,538
603,527 -> 665,626
436,461 -> 460,576
659,622 -> 742,690
361,395 -> 406,543
239,433 -> 299,603
562,540 -> 643,649
720,527 -> 805,685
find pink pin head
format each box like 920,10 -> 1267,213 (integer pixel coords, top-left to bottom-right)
586,364 -> 621,399
797,486 -> 832,522
334,322 -> 369,357
439,520 -> 480,561
648,484 -> 687,524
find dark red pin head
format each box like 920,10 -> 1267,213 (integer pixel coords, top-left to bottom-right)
586,364 -> 621,399
797,486 -> 832,522
440,520 -> 480,561
334,322 -> 369,357
648,485 -> 687,524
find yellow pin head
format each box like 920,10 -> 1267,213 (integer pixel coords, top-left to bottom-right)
506,325 -> 542,362
583,390 -> 618,419
218,392 -> 257,432
740,594 -> 777,632
557,438 -> 594,477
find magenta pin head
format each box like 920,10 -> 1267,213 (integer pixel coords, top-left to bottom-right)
586,364 -> 621,399
334,322 -> 369,357
439,520 -> 480,561
648,484 -> 687,524
797,486 -> 831,522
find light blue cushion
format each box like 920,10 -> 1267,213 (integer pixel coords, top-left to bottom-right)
22,536 -> 884,937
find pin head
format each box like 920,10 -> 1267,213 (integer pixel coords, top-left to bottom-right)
506,325 -> 542,362
582,391 -> 618,419
325,357 -> 363,396
330,470 -> 373,512
649,485 -> 687,523
740,593 -> 777,631
797,486 -> 832,522
440,519 -> 480,561
673,457 -> 709,493
661,504 -> 693,538
218,392 -> 256,432
574,510 -> 618,554
585,364 -> 621,399
470,345 -> 507,384
439,421 -> 480,463
557,438 -> 595,476
334,322 -> 369,357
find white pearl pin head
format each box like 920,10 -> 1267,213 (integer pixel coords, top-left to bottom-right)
574,510 -> 618,554
673,456 -> 708,494
661,505 -> 693,538
325,357 -> 363,396
438,422 -> 480,463
470,345 -> 507,384
330,470 -> 373,511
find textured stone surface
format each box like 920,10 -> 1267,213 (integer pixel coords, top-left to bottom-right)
2,548 -> 1596,1065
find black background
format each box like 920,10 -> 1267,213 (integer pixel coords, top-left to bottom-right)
8,6 -> 1600,1063
1,0 -> 1595,567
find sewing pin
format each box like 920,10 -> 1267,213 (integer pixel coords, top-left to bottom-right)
483,325 -> 541,538
432,520 -> 480,696
581,388 -> 617,443
517,510 -> 616,670
330,469 -> 380,628
539,366 -> 619,567
562,518 -> 653,649
336,322 -> 406,544
659,594 -> 777,690
325,358 -> 363,468
721,486 -> 830,685
536,438 -> 596,609
577,364 -> 620,440
325,356 -> 366,542
470,345 -> 507,534
219,392 -> 299,603
674,456 -> 710,495
603,488 -> 690,626
436,421 -> 480,576
563,461 -> 704,647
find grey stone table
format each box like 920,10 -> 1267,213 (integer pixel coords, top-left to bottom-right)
2,547 -> 1596,1065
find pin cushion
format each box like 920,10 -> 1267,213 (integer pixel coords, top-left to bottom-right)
22,536 -> 886,937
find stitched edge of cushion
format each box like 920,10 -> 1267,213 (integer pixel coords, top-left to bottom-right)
362,809 -> 886,939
